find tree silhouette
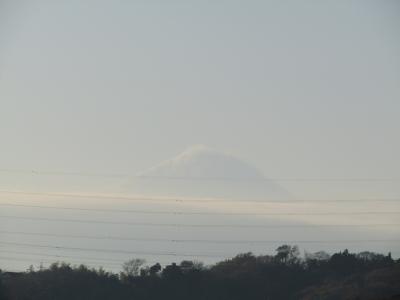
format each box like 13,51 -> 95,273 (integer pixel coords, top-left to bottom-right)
149,263 -> 162,276
1,247 -> 398,300
121,258 -> 146,277
0,271 -> 5,300
275,245 -> 300,264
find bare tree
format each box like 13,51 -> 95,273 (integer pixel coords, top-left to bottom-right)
122,258 -> 146,277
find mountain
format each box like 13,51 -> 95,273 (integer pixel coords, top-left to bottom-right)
124,145 -> 288,200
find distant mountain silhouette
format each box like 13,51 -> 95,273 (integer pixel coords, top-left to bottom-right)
124,145 -> 288,200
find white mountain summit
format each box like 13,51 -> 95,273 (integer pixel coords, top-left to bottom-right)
126,145 -> 288,200
142,145 -> 264,180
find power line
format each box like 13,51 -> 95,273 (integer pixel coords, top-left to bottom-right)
1,168 -> 399,182
0,190 -> 273,203
0,249 -> 399,270
0,240 -> 399,260
1,215 -> 400,228
0,169 -> 126,178
0,249 -> 123,265
1,245 -> 400,273
1,229 -> 400,244
2,202 -> 400,216
0,203 -> 213,215
0,256 -> 122,268
1,190 -> 399,204
0,241 -> 227,258
0,249 -> 165,266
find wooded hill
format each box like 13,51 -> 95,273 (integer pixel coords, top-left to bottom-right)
1,246 -> 399,300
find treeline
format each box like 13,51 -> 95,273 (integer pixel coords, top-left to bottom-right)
1,246 -> 399,300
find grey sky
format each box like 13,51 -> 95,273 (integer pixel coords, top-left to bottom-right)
0,1 -> 399,271
1,0 -> 399,180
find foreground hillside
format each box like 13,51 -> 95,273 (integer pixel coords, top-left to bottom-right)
1,247 -> 399,300
299,265 -> 400,300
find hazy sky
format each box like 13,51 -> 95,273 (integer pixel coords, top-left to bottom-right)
0,1 -> 399,271
1,0 -> 399,180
